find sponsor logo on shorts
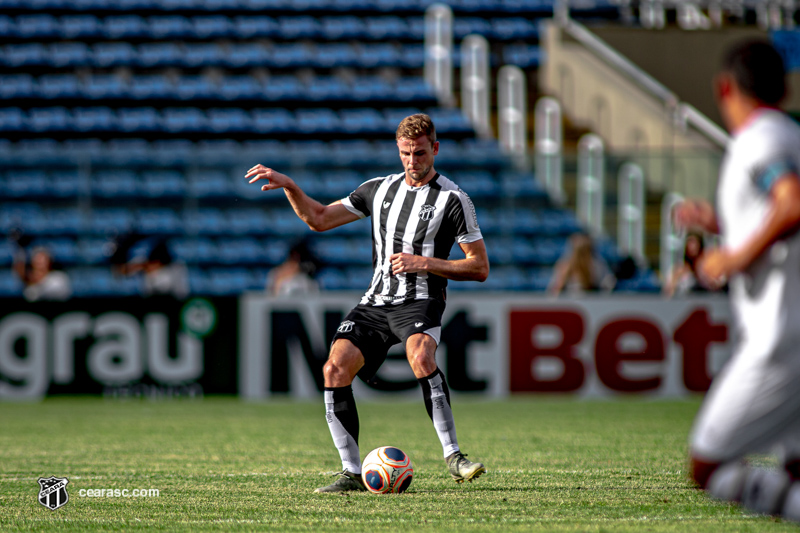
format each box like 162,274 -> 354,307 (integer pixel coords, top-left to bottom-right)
337,320 -> 355,333
415,322 -> 424,327
383,201 -> 391,209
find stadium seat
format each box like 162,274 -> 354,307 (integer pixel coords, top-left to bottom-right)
278,15 -> 321,39
0,271 -> 23,297
0,74 -> 35,99
162,107 -> 208,132
320,16 -> 365,39
232,15 -> 278,39
0,107 -> 25,131
148,15 -> 193,38
141,170 -> 186,198
351,75 -> 393,102
250,108 -> 296,134
263,75 -> 304,101
48,42 -> 90,67
38,74 -> 81,99
103,15 -> 148,39
355,43 -> 400,68
137,43 -> 183,67
60,14 -> 101,38
46,207 -> 87,236
207,108 -> 252,132
217,237 -> 264,265
270,43 -> 315,68
171,238 -> 219,265
83,75 -> 128,99
219,75 -> 264,100
78,237 -> 111,265
31,238 -> 80,265
339,108 -> 387,134
73,107 -> 117,132
225,43 -> 269,67
182,43 -> 225,67
2,43 -> 48,67
118,107 -> 161,132
320,170 -> 363,198
503,44 -> 542,68
364,16 -> 409,40
28,107 -> 71,132
454,17 -> 493,39
175,75 -> 217,100
306,76 -> 351,101
136,207 -> 184,234
183,208 -> 228,235
295,108 -> 341,134
129,75 -> 174,100
315,43 -> 359,68
50,169 -> 83,198
92,169 -> 139,198
92,42 -> 137,67
491,17 -> 539,40
16,14 -> 59,38
192,15 -> 232,38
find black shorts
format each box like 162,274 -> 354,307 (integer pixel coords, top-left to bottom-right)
332,298 -> 446,381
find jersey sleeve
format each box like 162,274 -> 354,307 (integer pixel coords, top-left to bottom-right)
751,156 -> 800,194
445,189 -> 483,244
340,178 -> 381,219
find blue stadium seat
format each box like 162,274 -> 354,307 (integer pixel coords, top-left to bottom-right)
278,15 -> 321,39
218,237 -> 264,265
0,271 -> 23,297
351,76 -> 392,102
194,139 -> 242,165
0,107 -> 25,131
51,169 -> 83,198
269,208 -> 309,236
16,14 -> 59,38
92,169 -> 139,198
46,207 -> 87,236
491,17 -> 539,40
261,238 -> 289,265
182,43 -> 225,67
0,74 -> 35,99
219,75 -> 263,101
398,44 -> 425,68
150,139 -> 194,165
499,171 -> 548,199
285,141 -> 329,168
321,16 -> 365,39
250,108 -> 296,134
226,207 -> 270,235
28,107 -> 71,132
105,138 -> 151,165
340,108 -> 388,134
316,43 -> 359,68
2,43 -> 48,67
84,75 -> 128,99
60,14 -> 101,38
503,44 -> 541,68
232,16 -> 278,38
225,43 -> 269,67
136,208 -> 184,234
175,75 -> 217,99
162,107 -> 208,132
92,42 -> 137,67
320,170 -> 363,198
329,139 -> 378,167
454,17 -> 493,39
137,42 -> 183,67
270,43 -> 315,68
263,75 -> 304,100
307,76 -> 351,101
356,43 -> 401,68
129,75 -> 174,99
395,77 -> 435,101
207,108 -> 252,132
171,238 -> 219,264
454,170 -> 499,198
183,208 -> 228,235
6,169 -> 49,198
48,42 -> 90,67
149,15 -> 193,38
78,237 -> 110,265
364,16 -> 409,40
103,15 -> 148,39
38,74 -> 80,99
73,107 -> 117,132
317,267 -> 347,290
118,107 -> 160,132
192,15 -> 232,38
532,237 -> 567,265
0,15 -> 12,38
295,108 -> 341,134
142,170 -> 186,198
70,267 -> 139,297
187,169 -> 231,198
32,238 -> 80,265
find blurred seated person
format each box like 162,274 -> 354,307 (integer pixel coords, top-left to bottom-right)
266,240 -> 320,296
663,232 -> 710,298
13,246 -> 72,301
548,232 -> 616,296
114,238 -> 189,299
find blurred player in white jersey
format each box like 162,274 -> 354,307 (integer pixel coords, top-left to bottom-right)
675,39 -> 800,520
246,114 -> 489,493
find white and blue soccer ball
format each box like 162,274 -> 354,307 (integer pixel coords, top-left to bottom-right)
361,446 -> 414,494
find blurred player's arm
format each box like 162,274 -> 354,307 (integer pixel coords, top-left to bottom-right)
246,164 -> 360,232
674,199 -> 720,234
389,239 -> 489,282
699,174 -> 800,285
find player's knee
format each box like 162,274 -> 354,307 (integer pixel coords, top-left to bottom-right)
690,454 -> 721,490
407,351 -> 436,376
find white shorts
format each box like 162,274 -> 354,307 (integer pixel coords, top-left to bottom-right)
690,338 -> 800,462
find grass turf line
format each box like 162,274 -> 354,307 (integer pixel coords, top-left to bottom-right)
0,397 -> 796,532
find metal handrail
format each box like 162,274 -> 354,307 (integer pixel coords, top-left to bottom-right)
561,19 -> 730,148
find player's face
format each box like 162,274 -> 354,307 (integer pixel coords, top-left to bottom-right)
398,135 -> 439,185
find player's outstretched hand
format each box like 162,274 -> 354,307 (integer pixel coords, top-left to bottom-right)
245,165 -> 293,191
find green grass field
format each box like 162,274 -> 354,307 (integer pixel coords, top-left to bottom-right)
0,397 -> 796,532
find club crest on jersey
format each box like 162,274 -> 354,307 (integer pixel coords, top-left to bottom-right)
337,320 -> 355,333
38,476 -> 69,511
418,204 -> 436,221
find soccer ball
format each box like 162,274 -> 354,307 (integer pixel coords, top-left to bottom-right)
361,446 -> 414,494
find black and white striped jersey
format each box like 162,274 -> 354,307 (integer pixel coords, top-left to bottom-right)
340,172 -> 483,306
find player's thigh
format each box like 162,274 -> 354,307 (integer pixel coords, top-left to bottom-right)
327,338 -> 366,376
690,349 -> 800,462
331,305 -> 396,382
404,332 -> 438,378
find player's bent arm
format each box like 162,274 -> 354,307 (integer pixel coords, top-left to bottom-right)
246,165 -> 359,231
726,174 -> 800,272
391,239 -> 489,282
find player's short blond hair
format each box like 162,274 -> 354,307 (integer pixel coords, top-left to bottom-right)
396,113 -> 437,144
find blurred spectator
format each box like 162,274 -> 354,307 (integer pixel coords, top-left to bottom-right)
663,232 -> 709,298
114,237 -> 189,299
266,240 -> 320,296
13,246 -> 72,301
548,232 -> 616,296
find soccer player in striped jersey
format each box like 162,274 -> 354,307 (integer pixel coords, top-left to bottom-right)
676,40 -> 800,521
246,113 -> 489,493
